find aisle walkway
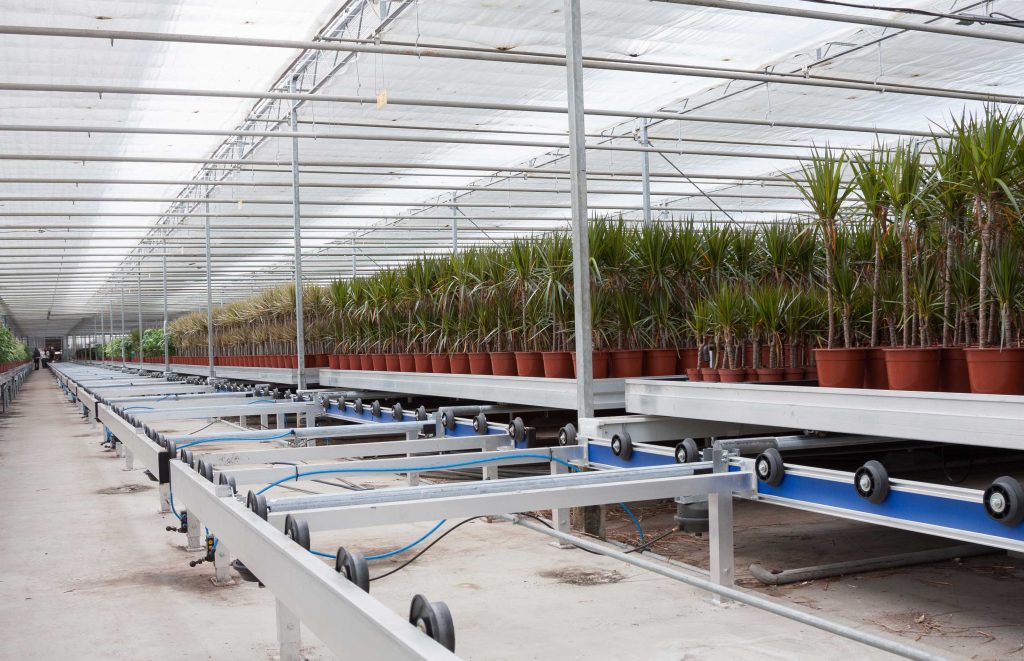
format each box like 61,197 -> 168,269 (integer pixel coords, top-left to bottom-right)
0,369 -> 323,660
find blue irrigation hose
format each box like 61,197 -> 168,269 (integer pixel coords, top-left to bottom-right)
366,520 -> 447,560
245,399 -> 277,405
177,430 -> 293,450
123,405 -> 154,411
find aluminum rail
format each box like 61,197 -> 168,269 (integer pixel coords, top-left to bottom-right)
0,77 -> 1020,117
0,25 -> 1019,99
504,515 -> 948,661
318,370 -> 626,411
129,401 -> 322,422
624,380 -> 1024,450
199,434 -> 508,468
163,420 -> 430,445
657,0 -> 1023,46
168,465 -> 458,660
219,446 -> 560,487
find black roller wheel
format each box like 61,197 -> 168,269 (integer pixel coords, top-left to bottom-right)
198,460 -> 214,482
473,412 -> 487,434
854,460 -> 890,504
246,491 -> 269,520
409,594 -> 455,652
441,409 -> 457,431
284,514 -> 310,550
219,473 -> 238,496
392,403 -> 403,420
508,417 -> 526,443
674,438 -> 700,464
231,559 -> 260,583
353,398 -> 364,415
610,432 -> 633,460
335,547 -> 370,593
754,447 -> 785,487
984,476 -> 1024,527
558,423 -> 577,447
165,440 -> 177,457
181,449 -> 194,466
415,405 -> 428,421
371,400 -> 381,418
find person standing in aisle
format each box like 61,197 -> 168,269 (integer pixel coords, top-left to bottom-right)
32,347 -> 40,370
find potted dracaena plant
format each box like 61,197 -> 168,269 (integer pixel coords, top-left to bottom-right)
789,147 -> 865,387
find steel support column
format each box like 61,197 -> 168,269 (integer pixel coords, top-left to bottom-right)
119,285 -> 126,366
136,264 -> 143,367
204,196 -> 215,380
563,0 -> 594,417
289,76 -> 306,391
162,239 -> 169,372
640,120 -> 652,225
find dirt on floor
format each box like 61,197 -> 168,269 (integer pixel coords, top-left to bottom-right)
602,501 -> 1024,660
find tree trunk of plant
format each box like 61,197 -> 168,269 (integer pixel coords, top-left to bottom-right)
977,198 -> 989,348
942,219 -> 953,347
1002,303 -> 1012,348
900,232 -> 911,348
871,231 -> 882,347
843,304 -> 853,349
823,224 -> 836,349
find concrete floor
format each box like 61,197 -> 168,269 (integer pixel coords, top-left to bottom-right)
0,369 -> 1014,660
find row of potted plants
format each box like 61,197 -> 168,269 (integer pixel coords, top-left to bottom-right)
795,108 -> 1024,395
155,108 -> 1023,393
0,325 -> 30,371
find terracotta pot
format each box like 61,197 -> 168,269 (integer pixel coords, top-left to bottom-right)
277,355 -> 290,369
702,368 -> 720,382
468,352 -> 492,375
385,354 -> 401,371
450,352 -> 471,374
863,347 -> 889,390
430,353 -> 452,374
609,349 -> 644,378
338,354 -> 351,370
490,352 -> 518,376
514,351 -> 544,377
328,354 -> 339,369
542,351 -> 574,378
964,347 -> 1024,395
685,367 -> 702,382
784,367 -> 805,381
884,347 -> 941,392
370,354 -> 387,371
398,354 -> 416,372
570,351 -> 608,379
756,367 -> 786,382
286,355 -> 298,369
644,349 -> 679,376
413,354 -> 432,373
940,346 -> 971,393
814,348 -> 866,388
805,365 -> 818,382
744,368 -> 757,382
719,368 -> 746,383
678,349 -> 699,372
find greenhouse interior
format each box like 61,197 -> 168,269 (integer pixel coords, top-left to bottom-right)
1,1 -> 1024,659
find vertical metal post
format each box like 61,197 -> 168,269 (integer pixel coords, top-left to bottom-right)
205,197 -> 216,380
120,284 -> 126,366
275,599 -> 302,661
451,204 -> 459,254
563,0 -> 594,418
137,264 -> 144,368
350,238 -> 357,278
640,119 -> 652,225
162,238 -> 169,372
289,76 -> 306,390
708,449 -> 735,597
99,299 -> 105,361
